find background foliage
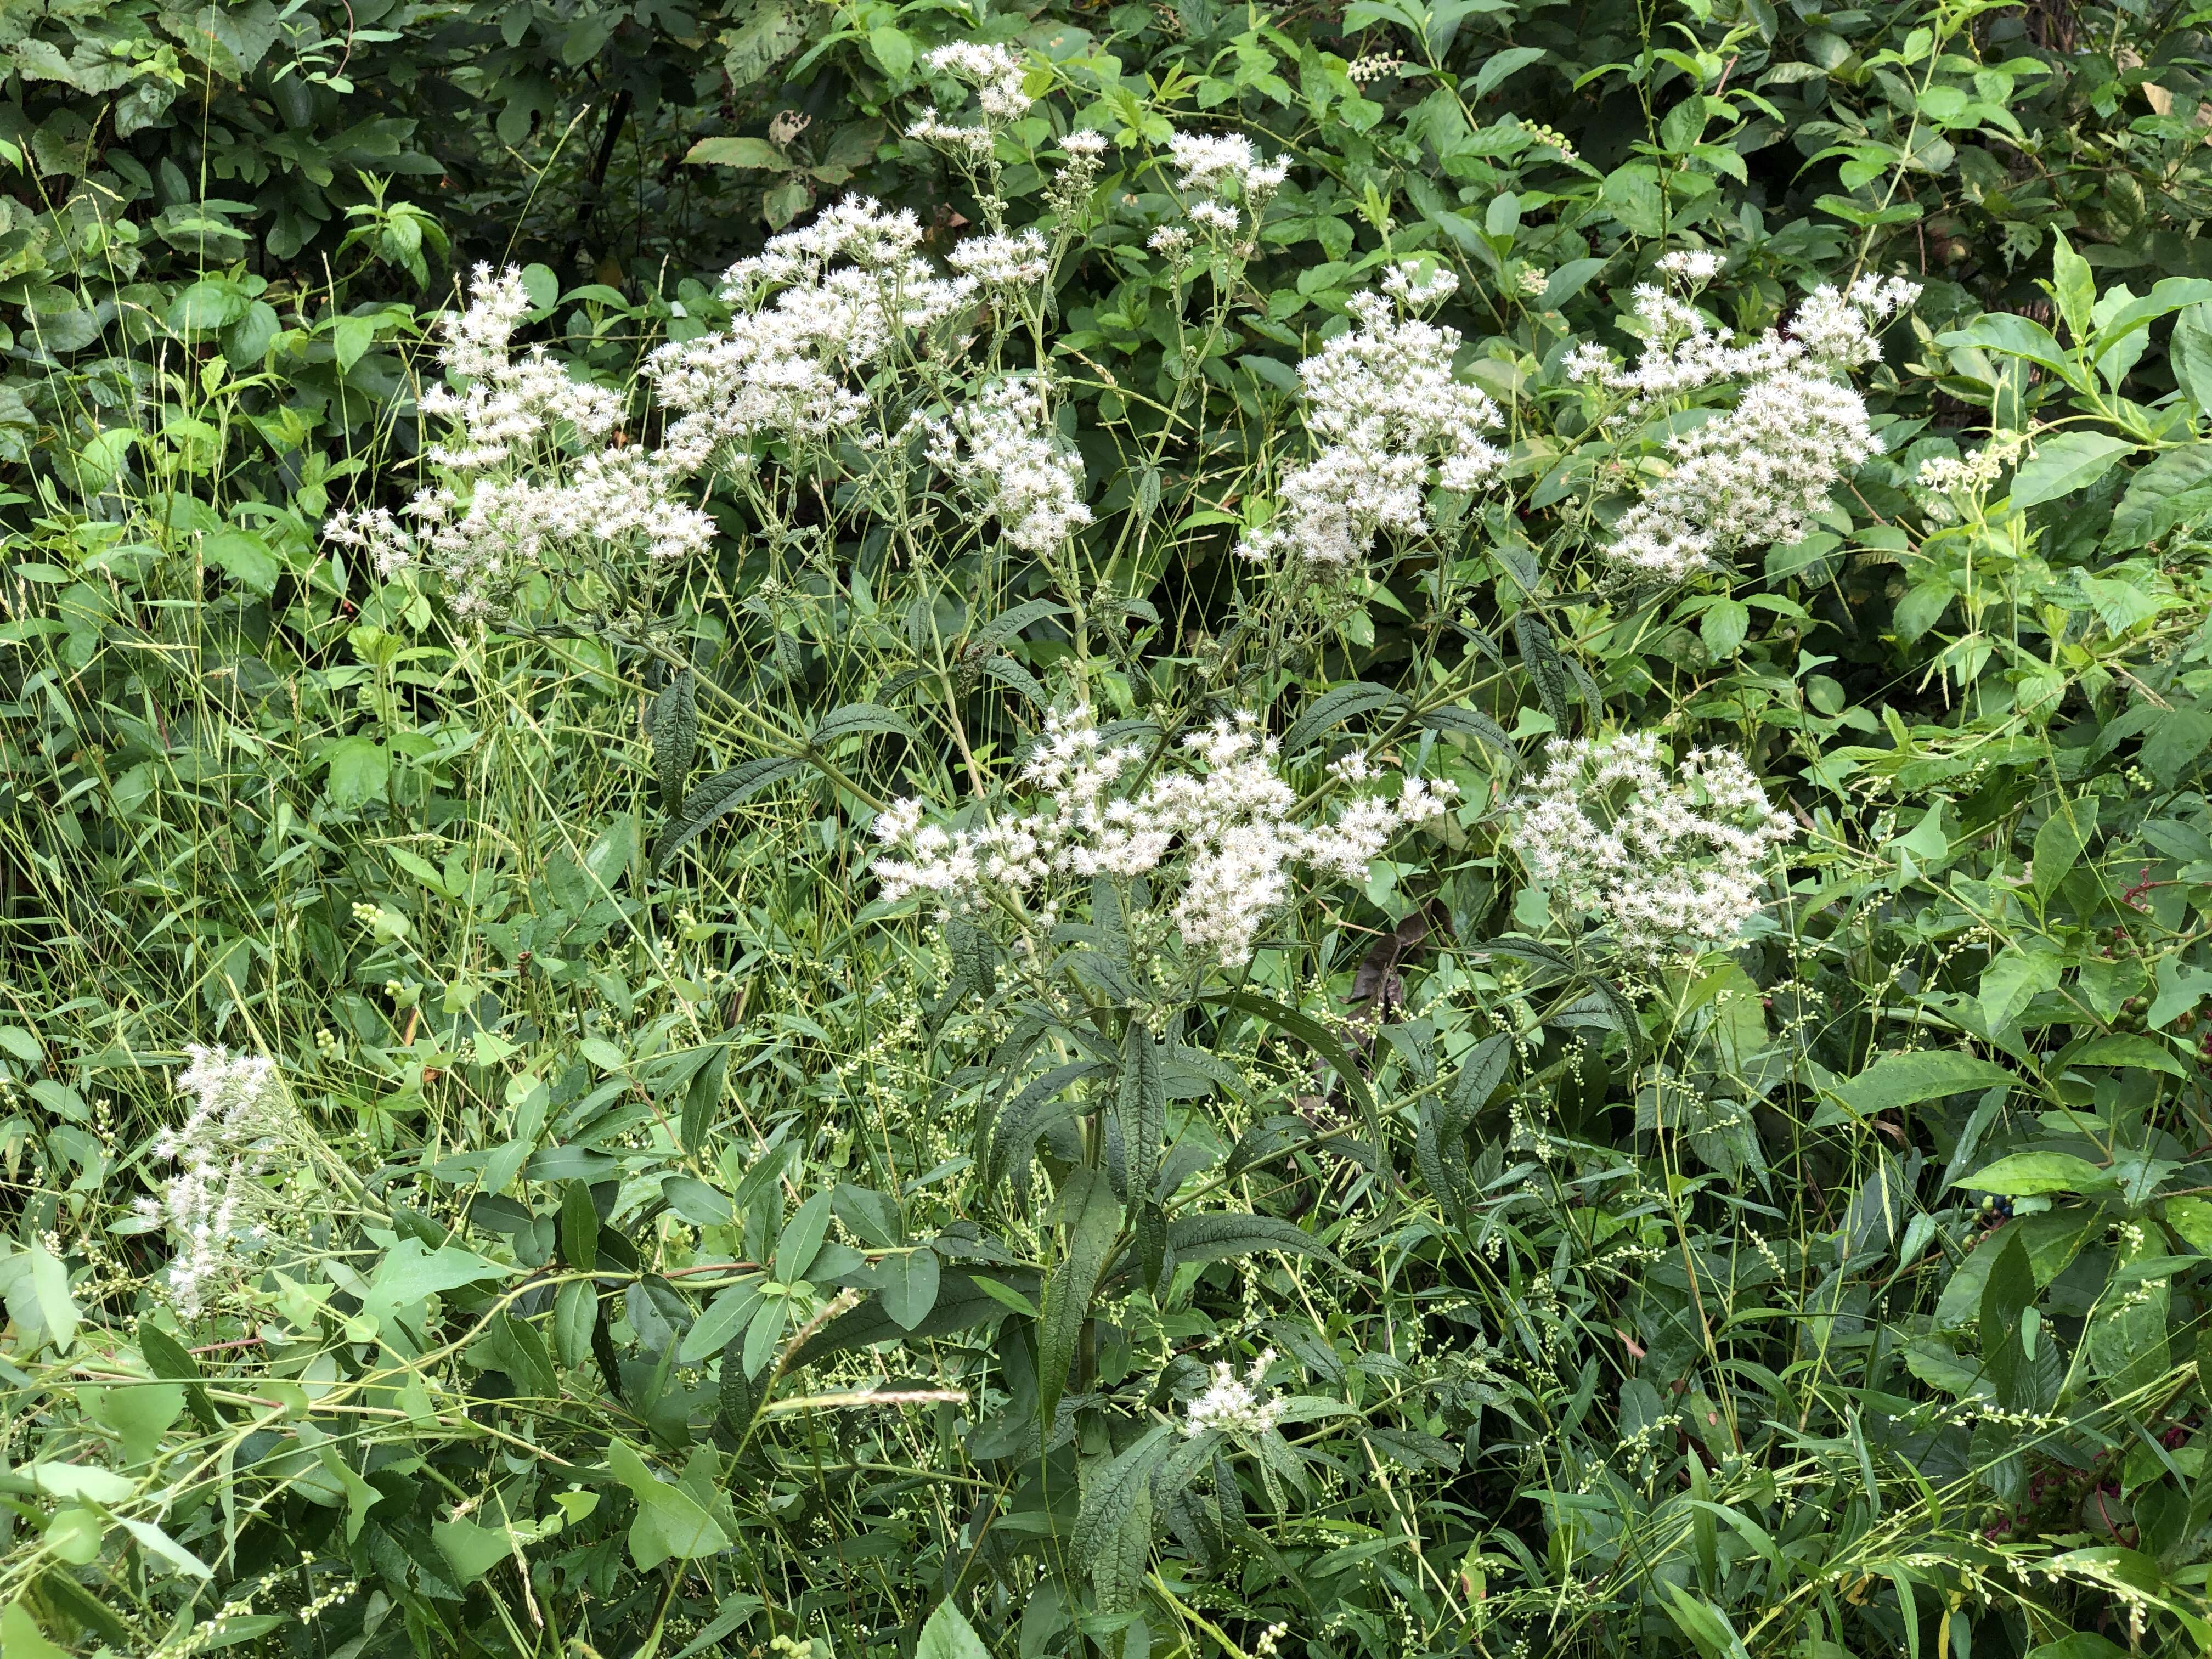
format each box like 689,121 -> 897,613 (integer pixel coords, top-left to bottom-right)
14,0 -> 2212,1657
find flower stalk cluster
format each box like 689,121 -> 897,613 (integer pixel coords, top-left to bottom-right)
1571,272 -> 1921,582
138,1046 -> 313,1317
1508,731 -> 1795,964
871,706 -> 1456,967
1240,261 -> 1505,575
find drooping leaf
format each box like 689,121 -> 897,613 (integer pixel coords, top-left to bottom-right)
1037,1167 -> 1122,1435
650,668 -> 699,815
606,1438 -> 729,1568
1162,1211 -> 1345,1273
1831,1052 -> 2015,1117
654,755 -> 807,868
875,1248 -> 940,1331
2008,431 -> 2136,508
1280,681 -> 1403,755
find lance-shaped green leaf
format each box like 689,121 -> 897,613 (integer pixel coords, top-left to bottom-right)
654,755 -> 807,869
1114,1019 -> 1164,1207
650,668 -> 698,815
1071,1423 -> 1174,1615
1513,611 -> 1573,731
1415,1032 -> 1513,1215
1160,1211 -> 1345,1274
807,701 -> 913,748
986,1062 -> 1111,1193
1210,990 -> 1387,1174
1037,1166 -> 1123,1435
1280,681 -> 1403,755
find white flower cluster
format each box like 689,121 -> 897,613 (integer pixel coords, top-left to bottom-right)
1655,249 -> 1724,286
909,42 -> 1032,157
650,198 -> 978,471
1164,130 -> 1288,241
1508,731 -> 1795,964
1183,1348 -> 1287,1436
1914,430 -> 2030,511
136,1046 -> 303,1317
1572,273 -> 1920,581
946,227 -> 1051,290
871,706 -> 1455,966
330,193 -> 1099,609
1240,262 -> 1504,573
324,264 -> 712,616
919,375 -> 1093,553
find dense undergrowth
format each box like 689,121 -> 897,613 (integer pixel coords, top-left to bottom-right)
12,1 -> 2212,1656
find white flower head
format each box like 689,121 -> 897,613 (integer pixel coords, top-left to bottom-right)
924,375 -> 1092,552
1188,198 -> 1242,235
1657,249 -> 1724,285
873,706 -> 1453,967
150,1047 -> 309,1317
1238,277 -> 1503,575
1508,731 -> 1795,965
1184,1348 -> 1287,1436
923,41 -> 1033,122
1579,277 -> 1921,582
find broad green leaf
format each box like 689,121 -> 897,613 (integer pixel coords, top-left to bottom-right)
876,1248 -> 940,1331
867,24 -> 915,77
2172,303 -> 2212,416
324,736 -> 391,808
1700,596 -> 1748,659
1978,945 -> 2062,1034
89,1381 -> 184,1466
2067,1034 -> 2186,1077
1955,1153 -> 2115,1197
774,1190 -> 833,1282
26,1461 -> 133,1504
357,1240 -> 509,1329
1832,1051 -> 2013,1116
606,1438 -> 729,1568
2008,432 -> 2136,508
678,1276 -> 765,1363
1936,313 -> 2081,385
1115,1018 -> 1164,1212
554,1279 -> 597,1368
684,136 -> 789,169
2032,798 -> 2098,902
2164,1196 -> 2212,1254
562,1181 -> 602,1267
915,1600 -> 991,1659
25,1239 -> 77,1353
808,701 -> 913,747
202,528 -> 279,593
2143,709 -> 2212,787
1,1602 -> 71,1659
434,1517 -> 516,1585
2049,230 -> 2094,341
2108,442 -> 2212,549
660,1175 -> 733,1228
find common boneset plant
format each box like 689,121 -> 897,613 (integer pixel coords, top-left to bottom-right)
251,39 -> 1948,1651
32,0 -> 2212,1651
323,43 -> 1852,996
